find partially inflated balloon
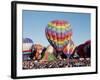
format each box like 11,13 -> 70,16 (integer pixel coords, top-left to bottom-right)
45,20 -> 72,52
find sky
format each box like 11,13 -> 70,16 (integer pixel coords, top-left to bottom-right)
22,10 -> 90,46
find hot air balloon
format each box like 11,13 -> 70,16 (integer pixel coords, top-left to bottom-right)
63,40 -> 75,59
31,44 -> 44,60
76,40 -> 91,58
63,40 -> 75,66
22,38 -> 33,61
22,38 -> 33,52
45,20 -> 72,57
40,45 -> 57,62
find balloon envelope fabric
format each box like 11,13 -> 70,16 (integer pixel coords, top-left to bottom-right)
23,38 -> 33,43
63,40 -> 75,56
45,20 -> 72,52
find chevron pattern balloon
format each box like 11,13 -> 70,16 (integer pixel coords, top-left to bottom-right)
45,20 -> 72,52
63,40 -> 75,56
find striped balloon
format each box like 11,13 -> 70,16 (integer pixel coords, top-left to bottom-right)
45,20 -> 72,52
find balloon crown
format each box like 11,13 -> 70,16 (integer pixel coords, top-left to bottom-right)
51,20 -> 69,26
48,20 -> 71,29
23,38 -> 33,43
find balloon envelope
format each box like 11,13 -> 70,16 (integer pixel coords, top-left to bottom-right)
23,38 -> 33,43
22,38 -> 33,52
63,40 -> 75,57
45,20 -> 72,52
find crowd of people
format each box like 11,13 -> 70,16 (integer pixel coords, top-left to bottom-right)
22,58 -> 90,69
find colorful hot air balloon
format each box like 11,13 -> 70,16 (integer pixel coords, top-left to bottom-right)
41,45 -> 57,62
22,38 -> 33,61
45,20 -> 72,54
63,40 -> 75,58
63,40 -> 75,66
22,38 -> 33,52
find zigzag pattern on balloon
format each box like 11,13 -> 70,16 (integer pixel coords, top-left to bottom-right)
63,40 -> 75,55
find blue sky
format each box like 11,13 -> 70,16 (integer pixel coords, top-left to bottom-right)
22,10 -> 90,46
